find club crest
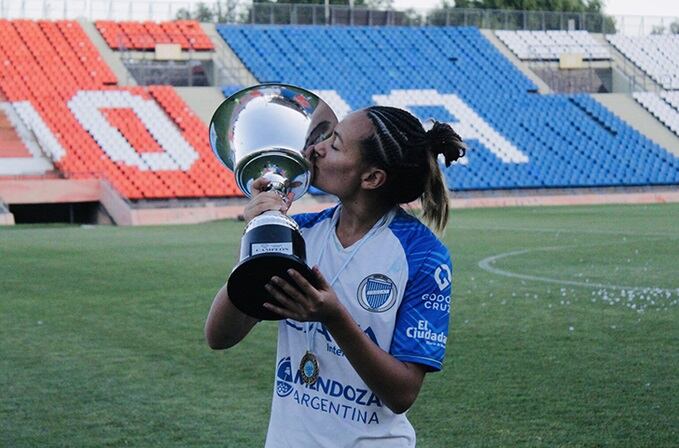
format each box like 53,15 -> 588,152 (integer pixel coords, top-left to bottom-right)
357,274 -> 397,312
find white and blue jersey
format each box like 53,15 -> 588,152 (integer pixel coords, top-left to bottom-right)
265,206 -> 452,448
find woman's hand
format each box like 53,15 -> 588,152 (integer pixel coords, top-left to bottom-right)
263,266 -> 343,324
243,177 -> 293,222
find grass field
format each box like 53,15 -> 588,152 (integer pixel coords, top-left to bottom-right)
1,203 -> 678,447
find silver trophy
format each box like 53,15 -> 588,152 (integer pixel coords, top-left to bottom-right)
209,84 -> 338,320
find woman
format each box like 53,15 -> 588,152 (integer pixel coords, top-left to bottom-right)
205,106 -> 465,447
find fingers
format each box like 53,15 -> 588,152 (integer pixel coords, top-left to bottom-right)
269,275 -> 307,304
251,177 -> 271,195
287,269 -> 321,296
262,301 -> 295,320
280,192 -> 294,214
264,271 -> 318,320
264,278 -> 304,320
243,191 -> 287,222
311,266 -> 330,290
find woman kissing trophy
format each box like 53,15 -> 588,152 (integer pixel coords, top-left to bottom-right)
209,83 -> 338,320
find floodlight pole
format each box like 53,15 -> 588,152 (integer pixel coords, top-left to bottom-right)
325,0 -> 330,24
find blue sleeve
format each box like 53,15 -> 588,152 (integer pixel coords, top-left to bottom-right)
389,240 -> 452,372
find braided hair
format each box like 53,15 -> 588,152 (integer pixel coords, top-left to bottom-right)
360,106 -> 465,232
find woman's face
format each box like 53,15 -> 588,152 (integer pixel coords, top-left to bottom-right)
305,111 -> 374,199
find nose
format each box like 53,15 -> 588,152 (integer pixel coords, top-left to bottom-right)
314,139 -> 329,157
304,141 -> 326,161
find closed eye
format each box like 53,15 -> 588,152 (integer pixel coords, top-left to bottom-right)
330,133 -> 340,151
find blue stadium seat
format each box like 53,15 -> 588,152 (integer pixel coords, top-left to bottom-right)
216,25 -> 679,191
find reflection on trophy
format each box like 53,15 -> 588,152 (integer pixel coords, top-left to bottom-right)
209,84 -> 338,320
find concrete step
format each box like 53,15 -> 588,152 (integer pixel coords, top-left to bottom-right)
591,33 -> 661,93
78,18 -> 136,86
0,199 -> 14,225
592,93 -> 679,156
201,23 -> 257,87
175,86 -> 227,126
0,109 -> 31,157
480,29 -> 551,94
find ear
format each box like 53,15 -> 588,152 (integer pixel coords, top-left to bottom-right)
361,167 -> 387,191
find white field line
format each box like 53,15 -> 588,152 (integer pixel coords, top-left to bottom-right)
456,225 -> 679,238
477,241 -> 679,293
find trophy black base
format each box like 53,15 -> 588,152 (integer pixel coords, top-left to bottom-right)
227,253 -> 316,321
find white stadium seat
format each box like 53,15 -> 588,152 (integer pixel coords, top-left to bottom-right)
496,30 -> 611,61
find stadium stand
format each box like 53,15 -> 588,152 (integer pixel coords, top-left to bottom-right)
0,19 -> 236,199
217,25 -> 679,190
95,20 -> 214,51
495,30 -> 610,61
633,91 -> 679,136
607,34 -> 679,90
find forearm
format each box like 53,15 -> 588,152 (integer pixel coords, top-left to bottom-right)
324,307 -> 425,414
205,283 -> 258,350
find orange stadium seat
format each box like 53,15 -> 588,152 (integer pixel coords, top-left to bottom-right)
0,19 -> 238,200
93,20 -> 213,52
159,21 -> 191,50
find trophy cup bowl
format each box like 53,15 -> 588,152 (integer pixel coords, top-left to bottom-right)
209,84 -> 338,320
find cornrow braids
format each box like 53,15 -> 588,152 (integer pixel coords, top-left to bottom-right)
361,106 -> 465,232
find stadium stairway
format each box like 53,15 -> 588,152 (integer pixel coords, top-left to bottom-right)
480,29 -> 551,94
593,93 -> 679,157
0,103 -> 54,176
0,198 -> 13,224
593,32 -> 662,92
174,86 -> 226,125
78,18 -> 136,86
202,23 -> 257,87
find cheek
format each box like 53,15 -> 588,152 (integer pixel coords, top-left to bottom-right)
315,157 -> 361,192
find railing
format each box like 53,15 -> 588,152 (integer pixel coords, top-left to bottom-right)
1,0 -> 679,36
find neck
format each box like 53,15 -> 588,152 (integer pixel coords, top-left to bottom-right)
336,196 -> 393,248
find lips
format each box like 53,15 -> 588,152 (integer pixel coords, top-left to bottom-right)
305,149 -> 318,182
309,162 -> 317,184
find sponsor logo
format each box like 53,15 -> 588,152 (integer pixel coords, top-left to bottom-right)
406,320 -> 447,349
357,274 -> 397,312
289,390 -> 379,424
434,264 -> 452,291
275,357 -> 294,397
274,357 -> 382,424
421,293 -> 451,312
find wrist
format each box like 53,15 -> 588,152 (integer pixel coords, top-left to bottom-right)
321,302 -> 350,332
